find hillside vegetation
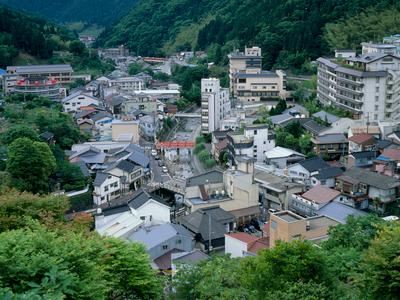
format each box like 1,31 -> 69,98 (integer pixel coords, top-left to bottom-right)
324,7 -> 400,50
0,5 -> 73,68
98,0 -> 400,69
0,0 -> 139,27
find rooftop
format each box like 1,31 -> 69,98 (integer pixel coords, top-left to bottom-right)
313,133 -> 347,144
298,156 -> 330,172
274,211 -> 304,222
301,185 -> 341,204
343,168 -> 400,190
186,170 -> 224,187
318,201 -> 368,224
7,64 -> 73,73
265,146 -> 305,159
348,133 -> 375,145
312,111 -> 340,124
234,71 -> 279,79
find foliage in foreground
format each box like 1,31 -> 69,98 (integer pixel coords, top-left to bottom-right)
172,215 -> 399,300
0,190 -> 163,299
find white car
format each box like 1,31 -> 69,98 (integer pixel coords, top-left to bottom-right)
162,166 -> 168,173
151,149 -> 157,156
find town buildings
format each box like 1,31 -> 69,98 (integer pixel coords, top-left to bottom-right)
317,52 -> 400,122
184,157 -> 260,224
226,124 -> 276,162
201,78 -> 230,134
228,46 -> 287,103
269,211 -> 339,247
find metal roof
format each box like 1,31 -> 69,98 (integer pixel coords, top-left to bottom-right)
8,64 -> 73,73
318,201 -> 367,224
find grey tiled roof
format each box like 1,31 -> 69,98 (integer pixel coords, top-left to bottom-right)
350,151 -> 376,159
128,190 -> 168,210
312,111 -> 339,124
269,113 -> 294,125
343,168 -> 400,190
178,210 -> 228,240
298,157 -> 330,172
313,167 -> 343,180
186,170 -> 224,187
314,133 -> 347,144
93,172 -> 109,186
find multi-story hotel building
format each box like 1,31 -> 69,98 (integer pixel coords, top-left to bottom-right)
228,47 -> 287,103
201,78 -> 230,134
13,75 -> 63,100
317,53 -> 400,122
4,64 -> 73,93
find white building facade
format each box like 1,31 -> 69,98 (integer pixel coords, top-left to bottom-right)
201,78 -> 230,134
317,53 -> 400,122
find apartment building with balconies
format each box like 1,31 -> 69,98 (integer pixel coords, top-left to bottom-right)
317,51 -> 400,122
201,78 -> 230,134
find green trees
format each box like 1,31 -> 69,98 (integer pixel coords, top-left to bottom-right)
0,190 -> 68,231
69,40 -> 86,55
173,240 -> 338,299
356,224 -> 400,299
172,217 -> 400,299
98,0 -> 396,69
275,121 -> 313,156
0,190 -> 163,299
0,226 -> 162,299
6,138 -> 56,194
324,7 -> 400,51
0,125 -> 39,145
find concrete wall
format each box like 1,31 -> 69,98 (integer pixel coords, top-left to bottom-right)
225,235 -> 247,258
135,200 -> 171,224
111,123 -> 139,143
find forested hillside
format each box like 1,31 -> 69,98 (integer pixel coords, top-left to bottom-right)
0,0 -> 139,26
0,5 -> 73,68
98,0 -> 400,69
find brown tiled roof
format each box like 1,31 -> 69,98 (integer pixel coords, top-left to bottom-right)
348,133 -> 375,145
301,185 -> 341,204
226,232 -> 258,244
248,237 -> 269,253
381,149 -> 400,161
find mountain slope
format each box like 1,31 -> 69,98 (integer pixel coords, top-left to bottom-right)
0,5 -> 73,68
0,0 -> 139,26
97,0 -> 399,69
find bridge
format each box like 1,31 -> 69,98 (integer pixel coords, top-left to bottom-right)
174,112 -> 201,118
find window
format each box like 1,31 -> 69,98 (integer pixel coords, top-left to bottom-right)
104,186 -> 109,192
375,96 -> 379,102
375,105 -> 379,110
376,77 -> 380,83
254,130 -> 257,135
162,245 -> 168,250
376,87 -> 379,93
140,216 -> 146,220
176,239 -> 181,244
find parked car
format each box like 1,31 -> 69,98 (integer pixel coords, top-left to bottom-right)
162,166 -> 168,173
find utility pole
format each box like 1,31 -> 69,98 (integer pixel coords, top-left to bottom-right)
208,213 -> 212,253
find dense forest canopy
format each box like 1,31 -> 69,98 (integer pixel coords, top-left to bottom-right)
0,5 -> 73,67
0,0 -> 139,27
97,0 -> 400,69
